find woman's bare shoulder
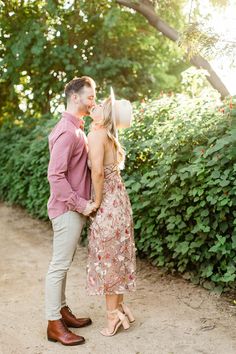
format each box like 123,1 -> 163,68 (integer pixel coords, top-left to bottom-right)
88,128 -> 107,142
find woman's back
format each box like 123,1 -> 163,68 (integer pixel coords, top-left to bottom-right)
88,128 -> 118,166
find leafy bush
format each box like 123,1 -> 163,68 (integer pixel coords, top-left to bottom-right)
0,117 -> 55,219
121,93 -> 236,292
0,94 -> 235,291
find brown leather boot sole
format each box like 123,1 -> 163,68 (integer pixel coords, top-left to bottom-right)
47,336 -> 85,346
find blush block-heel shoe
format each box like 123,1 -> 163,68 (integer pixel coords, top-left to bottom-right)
119,302 -> 135,323
100,308 -> 130,336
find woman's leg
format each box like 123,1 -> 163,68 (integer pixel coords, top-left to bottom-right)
103,294 -> 119,334
105,294 -> 119,311
101,294 -> 130,336
118,294 -> 123,305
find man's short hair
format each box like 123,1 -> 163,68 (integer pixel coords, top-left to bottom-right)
64,76 -> 96,100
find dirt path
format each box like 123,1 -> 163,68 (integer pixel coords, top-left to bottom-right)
0,202 -> 236,354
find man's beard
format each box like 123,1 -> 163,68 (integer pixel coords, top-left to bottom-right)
82,104 -> 91,116
79,105 -> 90,116
85,106 -> 91,115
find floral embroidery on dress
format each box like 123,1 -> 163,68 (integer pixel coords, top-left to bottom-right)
86,162 -> 136,295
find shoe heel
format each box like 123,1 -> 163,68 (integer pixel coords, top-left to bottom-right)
47,337 -> 57,342
121,303 -> 135,323
127,312 -> 135,323
122,316 -> 130,330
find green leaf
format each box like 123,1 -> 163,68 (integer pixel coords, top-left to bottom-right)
132,182 -> 141,192
170,174 -> 177,184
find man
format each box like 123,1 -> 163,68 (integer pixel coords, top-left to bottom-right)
45,76 -> 97,346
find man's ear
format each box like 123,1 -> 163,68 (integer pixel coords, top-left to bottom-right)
72,93 -> 79,103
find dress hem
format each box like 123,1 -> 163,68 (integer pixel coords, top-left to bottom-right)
86,288 -> 136,296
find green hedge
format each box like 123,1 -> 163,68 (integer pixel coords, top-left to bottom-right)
121,93 -> 236,292
0,94 -> 235,291
0,117 -> 53,219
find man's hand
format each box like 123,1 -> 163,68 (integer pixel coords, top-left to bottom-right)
82,200 -> 98,216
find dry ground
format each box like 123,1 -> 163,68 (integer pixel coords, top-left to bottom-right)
1,202 -> 236,354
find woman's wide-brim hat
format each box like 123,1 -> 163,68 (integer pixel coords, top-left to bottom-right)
110,87 -> 133,130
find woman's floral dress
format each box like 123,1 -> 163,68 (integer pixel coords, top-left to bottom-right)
86,162 -> 136,295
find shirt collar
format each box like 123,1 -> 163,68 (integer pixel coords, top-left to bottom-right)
62,111 -> 85,130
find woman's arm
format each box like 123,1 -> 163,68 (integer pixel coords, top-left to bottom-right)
88,131 -> 105,209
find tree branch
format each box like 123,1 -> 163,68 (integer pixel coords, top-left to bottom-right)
116,0 -> 230,98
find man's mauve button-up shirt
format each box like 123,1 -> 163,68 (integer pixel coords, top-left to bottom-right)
47,111 -> 91,220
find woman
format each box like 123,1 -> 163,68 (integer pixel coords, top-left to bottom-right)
86,89 -> 136,336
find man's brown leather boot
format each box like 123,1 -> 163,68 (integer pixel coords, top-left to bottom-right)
47,319 -> 85,346
60,306 -> 92,328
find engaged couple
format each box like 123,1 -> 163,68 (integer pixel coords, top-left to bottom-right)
45,76 -> 136,346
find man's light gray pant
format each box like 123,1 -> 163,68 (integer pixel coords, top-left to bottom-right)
45,211 -> 86,320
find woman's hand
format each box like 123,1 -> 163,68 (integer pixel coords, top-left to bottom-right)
87,201 -> 100,218
93,201 -> 101,210
82,200 -> 98,216
90,201 -> 100,214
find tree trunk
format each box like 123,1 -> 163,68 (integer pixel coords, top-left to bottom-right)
116,0 -> 230,98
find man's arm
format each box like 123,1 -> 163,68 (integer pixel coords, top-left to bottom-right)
48,131 -> 89,214
88,131 -> 105,209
